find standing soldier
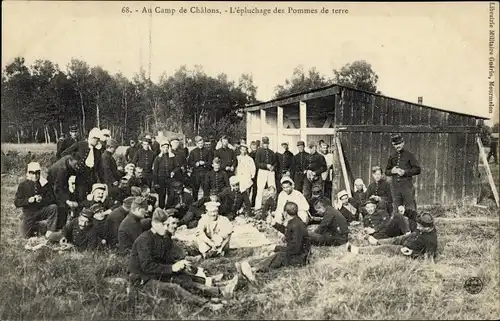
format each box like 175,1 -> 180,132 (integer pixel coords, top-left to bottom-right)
188,136 -> 213,201
150,135 -> 161,157
293,141 -> 309,193
101,139 -> 123,200
254,136 -> 277,211
319,141 -> 334,199
99,129 -> 112,151
487,133 -> 498,164
203,157 -> 229,197
170,137 -> 189,186
249,141 -> 259,206
385,134 -> 421,211
214,135 -> 238,177
61,127 -> 103,199
125,139 -> 139,163
132,137 -> 156,187
56,133 -> 66,159
152,140 -> 178,209
235,144 -> 256,194
57,125 -> 79,159
276,142 -> 294,193
303,142 -> 327,201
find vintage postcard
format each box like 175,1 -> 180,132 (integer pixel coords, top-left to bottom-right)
1,1 -> 499,320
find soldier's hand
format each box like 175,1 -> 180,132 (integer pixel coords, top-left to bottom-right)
225,166 -> 231,171
398,169 -> 405,176
285,171 -> 290,177
35,195 -> 42,202
172,260 -> 188,272
112,181 -> 119,186
170,173 -> 175,178
391,167 -> 399,174
230,166 -> 234,172
199,161 -> 205,166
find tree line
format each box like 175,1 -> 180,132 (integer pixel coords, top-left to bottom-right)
1,58 -> 381,144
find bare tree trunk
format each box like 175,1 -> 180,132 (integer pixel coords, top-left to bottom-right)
16,128 -> 21,144
123,91 -> 128,142
59,120 -> 63,135
96,93 -> 101,128
79,91 -> 86,134
34,128 -> 39,142
53,127 -> 58,140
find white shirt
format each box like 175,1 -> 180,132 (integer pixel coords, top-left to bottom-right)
236,154 -> 256,191
196,214 -> 234,239
85,143 -> 95,168
276,190 -> 310,215
320,152 -> 334,181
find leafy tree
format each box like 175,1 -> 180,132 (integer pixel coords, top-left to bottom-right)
274,66 -> 329,98
492,123 -> 499,133
333,60 -> 380,93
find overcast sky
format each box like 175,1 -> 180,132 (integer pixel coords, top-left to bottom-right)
2,1 -> 498,123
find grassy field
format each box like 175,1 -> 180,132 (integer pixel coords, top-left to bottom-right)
1,144 -> 499,320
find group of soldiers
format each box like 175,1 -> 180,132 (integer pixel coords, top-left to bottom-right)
14,125 -> 439,303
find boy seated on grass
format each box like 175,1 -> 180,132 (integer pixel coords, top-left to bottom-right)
347,212 -> 438,261
258,185 -> 277,220
57,207 -> 107,251
236,202 -> 311,283
128,209 -> 240,304
363,197 -> 409,239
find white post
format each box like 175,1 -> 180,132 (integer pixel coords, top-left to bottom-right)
299,101 -> 307,144
260,109 -> 266,141
277,106 -> 283,151
246,112 -> 251,148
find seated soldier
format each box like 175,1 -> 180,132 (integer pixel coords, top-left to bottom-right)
66,175 -> 82,221
128,210 -> 240,303
398,205 -> 418,232
362,198 -> 391,239
236,202 -> 311,283
165,181 -> 195,226
309,198 -> 349,246
118,197 -> 151,254
81,183 -> 120,212
366,166 -> 393,214
258,186 -> 278,220
195,201 -> 234,258
347,212 -> 438,261
308,185 -> 332,223
128,167 -> 149,188
273,177 -> 311,225
106,196 -> 136,248
351,178 -> 367,211
59,208 -> 106,251
14,162 -> 59,238
336,190 -> 360,223
218,176 -> 252,220
184,189 -> 221,229
203,157 -> 229,197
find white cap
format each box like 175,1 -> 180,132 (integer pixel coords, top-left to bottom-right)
91,183 -> 107,194
101,129 -> 111,137
27,162 -> 41,172
229,176 -> 239,185
205,201 -> 220,212
145,134 -> 152,140
337,190 -> 349,200
280,176 -> 294,185
88,127 -> 102,140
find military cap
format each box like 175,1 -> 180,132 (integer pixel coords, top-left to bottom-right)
80,208 -> 94,219
391,134 -> 404,145
69,125 -> 78,132
107,139 -> 119,149
297,141 -> 305,147
417,212 -> 434,227
194,136 -> 203,142
262,136 -> 270,144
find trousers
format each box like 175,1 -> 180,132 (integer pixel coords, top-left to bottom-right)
391,179 -> 416,211
21,204 -> 59,238
293,172 -> 305,193
309,232 -> 347,246
191,170 -> 207,201
255,169 -> 276,210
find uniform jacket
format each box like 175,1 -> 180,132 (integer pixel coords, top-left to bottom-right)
57,136 -> 78,158
306,152 -> 327,176
314,206 -> 349,240
125,146 -> 140,163
219,187 -> 252,216
255,147 -> 277,170
101,150 -> 123,187
47,155 -> 77,206
188,147 -> 213,171
366,179 -> 393,206
61,141 -> 102,177
385,148 -> 421,181
132,149 -> 155,173
62,219 -> 101,251
118,214 -> 152,254
14,179 -> 55,215
273,216 -> 311,266
152,154 -> 179,183
214,147 -> 238,170
203,169 -> 229,194
276,150 -> 294,174
293,151 -> 309,174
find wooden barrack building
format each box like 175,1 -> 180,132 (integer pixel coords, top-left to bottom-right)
243,84 -> 488,206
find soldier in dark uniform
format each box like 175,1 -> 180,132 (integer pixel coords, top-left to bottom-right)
61,127 -> 103,199
165,181 -> 195,226
47,154 -> 82,229
276,142 -> 294,193
170,137 -> 189,187
218,176 -> 252,220
214,135 -> 238,177
487,133 -> 498,164
14,162 -> 59,238
366,166 -> 393,214
249,141 -> 259,207
303,142 -> 327,201
57,125 -> 79,159
188,136 -> 213,201
132,137 -> 156,187
203,157 -> 229,197
152,140 -> 179,209
293,141 -> 308,193
151,136 -> 161,157
56,133 -> 66,159
125,139 -> 140,164
385,134 -> 421,211
101,139 -> 123,200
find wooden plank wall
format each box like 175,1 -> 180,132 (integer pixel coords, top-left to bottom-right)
337,87 -> 481,206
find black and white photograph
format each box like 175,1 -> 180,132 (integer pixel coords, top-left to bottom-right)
1,1 -> 499,319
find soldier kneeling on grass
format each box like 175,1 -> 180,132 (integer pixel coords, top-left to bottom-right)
235,202 -> 311,284
128,209 -> 240,303
56,207 -> 107,251
14,162 -> 59,238
347,212 -> 438,261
